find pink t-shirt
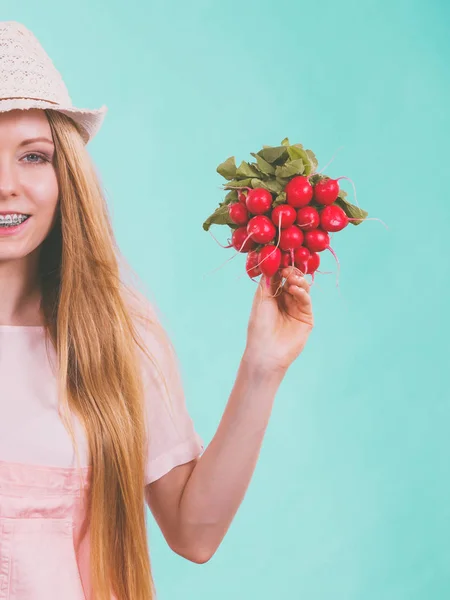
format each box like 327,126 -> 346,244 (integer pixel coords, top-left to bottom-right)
0,311 -> 204,599
0,320 -> 203,483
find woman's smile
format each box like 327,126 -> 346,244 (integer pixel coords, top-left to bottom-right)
0,213 -> 31,236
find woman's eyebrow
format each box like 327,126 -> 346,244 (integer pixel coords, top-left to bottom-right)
19,137 -> 54,146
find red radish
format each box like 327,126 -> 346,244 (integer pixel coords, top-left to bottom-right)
259,245 -> 281,278
307,252 -> 320,274
279,225 -> 304,251
296,206 -> 320,231
293,246 -> 310,272
247,215 -> 276,244
280,251 -> 292,268
304,229 -> 330,253
246,250 -> 261,278
320,204 -> 349,232
238,191 -> 248,204
231,227 -> 256,252
314,178 -> 339,205
271,204 -> 297,229
285,176 -> 313,208
246,188 -> 273,215
304,229 -> 340,282
229,202 -> 249,226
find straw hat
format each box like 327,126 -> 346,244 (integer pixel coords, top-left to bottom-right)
0,21 -> 107,143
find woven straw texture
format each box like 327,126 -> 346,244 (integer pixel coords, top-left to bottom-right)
0,21 -> 107,143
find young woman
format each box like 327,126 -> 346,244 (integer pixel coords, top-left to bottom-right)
0,21 -> 314,600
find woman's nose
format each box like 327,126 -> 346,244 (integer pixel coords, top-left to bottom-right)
0,158 -> 20,200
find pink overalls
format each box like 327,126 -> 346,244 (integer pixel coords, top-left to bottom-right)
0,460 -> 92,599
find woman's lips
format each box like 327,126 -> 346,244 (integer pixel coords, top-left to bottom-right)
0,216 -> 31,237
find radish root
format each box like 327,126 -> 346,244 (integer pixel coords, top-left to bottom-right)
314,146 -> 345,176
349,217 -> 389,230
327,245 -> 341,288
208,229 -> 232,249
336,176 -> 360,209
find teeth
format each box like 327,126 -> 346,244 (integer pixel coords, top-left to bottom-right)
0,214 -> 28,227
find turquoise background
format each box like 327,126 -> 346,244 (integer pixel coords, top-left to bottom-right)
4,1 -> 450,598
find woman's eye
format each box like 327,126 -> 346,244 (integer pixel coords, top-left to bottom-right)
23,153 -> 48,164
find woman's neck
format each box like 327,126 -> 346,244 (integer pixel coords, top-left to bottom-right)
0,254 -> 43,326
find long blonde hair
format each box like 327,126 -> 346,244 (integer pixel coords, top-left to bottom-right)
40,110 -> 155,599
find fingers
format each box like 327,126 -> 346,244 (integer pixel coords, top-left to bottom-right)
256,268 -> 312,306
281,267 -> 311,294
281,266 -> 306,282
279,268 -> 312,310
288,284 -> 312,306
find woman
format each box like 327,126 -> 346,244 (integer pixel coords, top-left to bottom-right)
0,21 -> 314,600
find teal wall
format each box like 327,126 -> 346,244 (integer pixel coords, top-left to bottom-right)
4,1 -> 449,598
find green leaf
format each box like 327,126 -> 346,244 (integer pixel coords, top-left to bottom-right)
250,178 -> 265,189
277,177 -> 290,189
273,192 -> 286,207
309,173 -> 324,186
257,145 -> 289,165
202,203 -> 234,231
251,178 -> 283,193
223,178 -> 253,189
275,159 -> 305,178
335,197 -> 368,225
281,137 -> 290,147
287,145 -> 318,176
287,146 -> 306,161
305,149 -> 318,172
258,178 -> 284,194
236,160 -> 260,179
224,190 -> 238,204
288,147 -> 311,175
216,156 -> 237,181
250,153 -> 276,175
338,188 -> 348,199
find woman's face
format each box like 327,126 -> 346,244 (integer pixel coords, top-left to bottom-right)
0,109 -> 59,264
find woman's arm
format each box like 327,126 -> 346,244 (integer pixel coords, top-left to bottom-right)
146,267 -> 313,563
145,356 -> 285,563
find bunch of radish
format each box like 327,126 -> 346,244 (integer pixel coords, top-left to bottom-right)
203,138 -> 368,285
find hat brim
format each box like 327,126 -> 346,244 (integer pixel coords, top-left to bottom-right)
0,98 -> 107,144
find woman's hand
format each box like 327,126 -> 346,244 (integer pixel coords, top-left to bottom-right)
244,266 -> 314,373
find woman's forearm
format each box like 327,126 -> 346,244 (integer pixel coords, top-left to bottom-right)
177,353 -> 286,561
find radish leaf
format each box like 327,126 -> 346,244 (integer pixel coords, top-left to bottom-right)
275,159 -> 305,178
335,196 -> 368,225
286,145 -> 316,175
257,145 -> 289,165
305,149 -> 318,172
224,190 -> 238,204
250,178 -> 264,188
203,203 -> 234,231
287,145 -> 307,161
217,156 -> 237,180
223,178 -> 253,189
309,173 -> 323,186
236,161 -> 260,179
273,192 -> 287,207
255,178 -> 284,194
250,153 -> 276,176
